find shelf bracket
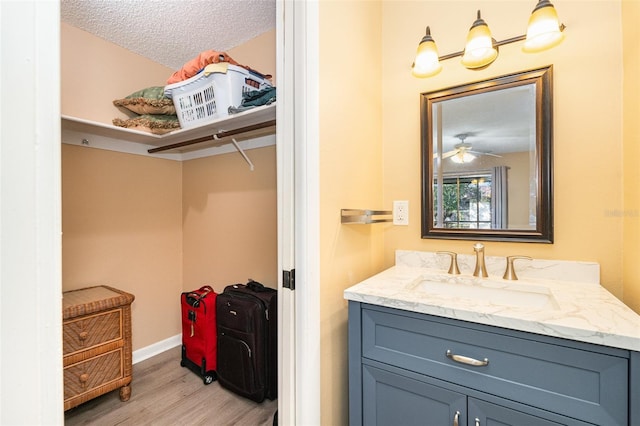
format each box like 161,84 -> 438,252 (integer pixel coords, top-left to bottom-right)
228,138 -> 255,171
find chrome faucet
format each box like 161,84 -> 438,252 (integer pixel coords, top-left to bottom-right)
473,243 -> 488,278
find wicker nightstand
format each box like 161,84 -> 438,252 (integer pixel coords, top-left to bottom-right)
62,286 -> 135,410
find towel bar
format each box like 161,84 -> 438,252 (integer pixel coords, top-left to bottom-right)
341,209 -> 392,224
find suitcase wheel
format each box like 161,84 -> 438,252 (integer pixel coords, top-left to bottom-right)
203,370 -> 217,385
180,360 -> 186,367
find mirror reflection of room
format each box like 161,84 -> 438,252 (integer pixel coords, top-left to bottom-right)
432,85 -> 537,231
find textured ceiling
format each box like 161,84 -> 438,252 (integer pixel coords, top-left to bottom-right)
61,0 -> 276,71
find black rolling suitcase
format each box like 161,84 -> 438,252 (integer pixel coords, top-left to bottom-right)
180,286 -> 218,385
216,280 -> 277,402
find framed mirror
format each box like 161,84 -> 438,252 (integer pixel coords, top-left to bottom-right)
421,66 -> 553,242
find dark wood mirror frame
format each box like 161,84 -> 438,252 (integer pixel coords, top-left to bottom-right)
421,66 -> 553,243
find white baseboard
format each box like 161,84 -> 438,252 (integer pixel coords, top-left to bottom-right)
132,334 -> 181,365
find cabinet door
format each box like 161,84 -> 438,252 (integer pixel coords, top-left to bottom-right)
363,364 -> 466,426
468,398 -> 565,426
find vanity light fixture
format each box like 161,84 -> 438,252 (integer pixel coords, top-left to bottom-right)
411,0 -> 565,78
522,0 -> 565,52
460,11 -> 498,69
412,26 -> 443,78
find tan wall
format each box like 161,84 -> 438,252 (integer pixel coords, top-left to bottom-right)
61,23 -> 277,351
228,29 -> 277,83
61,143 -> 277,352
319,1 -> 383,424
182,146 -> 278,293
61,22 -> 174,123
61,145 -> 183,349
381,1 -> 627,300
504,152 -> 531,229
623,0 -> 640,313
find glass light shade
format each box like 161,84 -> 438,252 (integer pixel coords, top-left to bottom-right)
451,151 -> 476,164
523,0 -> 564,53
412,27 -> 442,78
461,11 -> 498,69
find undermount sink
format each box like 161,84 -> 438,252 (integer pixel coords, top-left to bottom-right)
411,274 -> 559,310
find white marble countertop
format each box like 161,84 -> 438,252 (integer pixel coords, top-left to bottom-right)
344,253 -> 640,352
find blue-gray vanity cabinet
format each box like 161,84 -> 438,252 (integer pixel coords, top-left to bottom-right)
362,363 -> 466,425
361,361 -> 575,426
348,301 -> 638,426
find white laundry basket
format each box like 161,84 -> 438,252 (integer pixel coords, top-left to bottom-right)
164,64 -> 272,128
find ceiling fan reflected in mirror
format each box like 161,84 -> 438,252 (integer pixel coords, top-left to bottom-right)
435,133 -> 502,164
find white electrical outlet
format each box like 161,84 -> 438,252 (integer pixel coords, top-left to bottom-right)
393,200 -> 409,225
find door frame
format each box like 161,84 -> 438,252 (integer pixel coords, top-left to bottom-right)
277,0 -> 321,424
0,1 -> 64,423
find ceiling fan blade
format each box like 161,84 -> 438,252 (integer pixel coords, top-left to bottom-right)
433,149 -> 458,159
469,150 -> 502,158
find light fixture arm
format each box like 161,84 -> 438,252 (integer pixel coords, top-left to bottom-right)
437,23 -> 565,62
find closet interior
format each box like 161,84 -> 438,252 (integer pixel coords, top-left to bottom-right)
60,4 -> 278,417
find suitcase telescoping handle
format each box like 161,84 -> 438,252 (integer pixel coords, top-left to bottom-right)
246,279 -> 266,292
186,285 -> 214,307
185,285 -> 214,337
198,285 -> 214,296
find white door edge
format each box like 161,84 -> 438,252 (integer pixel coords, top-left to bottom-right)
0,1 -> 63,423
276,0 -> 296,423
276,0 -> 321,424
294,0 -> 321,424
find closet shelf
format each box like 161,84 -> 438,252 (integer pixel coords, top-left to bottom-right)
61,103 -> 276,155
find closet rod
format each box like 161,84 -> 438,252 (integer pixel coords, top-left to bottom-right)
147,119 -> 276,154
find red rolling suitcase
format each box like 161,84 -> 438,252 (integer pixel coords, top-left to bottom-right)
180,285 -> 218,384
216,280 -> 277,402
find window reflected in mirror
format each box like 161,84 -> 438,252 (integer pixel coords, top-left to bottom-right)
435,173 -> 492,229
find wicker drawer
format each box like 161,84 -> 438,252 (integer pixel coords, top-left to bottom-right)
361,306 -> 629,425
63,309 -> 122,356
64,349 -> 123,401
62,285 -> 134,410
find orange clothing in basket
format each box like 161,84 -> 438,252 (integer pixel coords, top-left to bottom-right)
167,50 -> 242,85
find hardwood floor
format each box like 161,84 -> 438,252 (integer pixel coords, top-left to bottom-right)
65,345 -> 277,426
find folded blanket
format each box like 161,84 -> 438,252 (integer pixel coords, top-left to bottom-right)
167,50 -> 272,85
228,87 -> 277,114
241,87 -> 277,107
112,114 -> 180,135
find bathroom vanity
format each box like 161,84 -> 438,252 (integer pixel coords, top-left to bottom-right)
345,251 -> 640,426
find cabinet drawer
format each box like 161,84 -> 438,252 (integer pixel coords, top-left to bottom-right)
63,309 -> 122,356
362,306 -> 629,426
63,349 -> 123,400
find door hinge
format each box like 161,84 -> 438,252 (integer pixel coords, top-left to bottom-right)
283,269 -> 295,290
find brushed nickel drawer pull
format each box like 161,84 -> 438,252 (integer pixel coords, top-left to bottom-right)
446,349 -> 489,367
453,410 -> 460,426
